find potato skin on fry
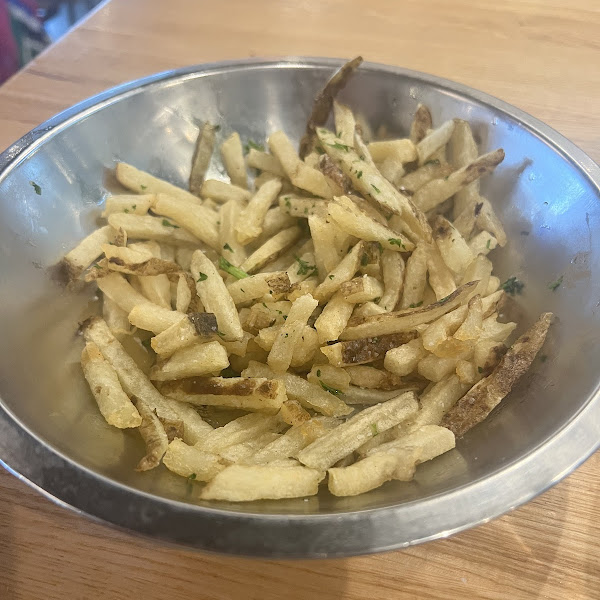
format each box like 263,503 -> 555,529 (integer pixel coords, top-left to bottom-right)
442,312 -> 553,436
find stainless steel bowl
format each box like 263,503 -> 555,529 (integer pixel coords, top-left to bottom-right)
1,58 -> 599,558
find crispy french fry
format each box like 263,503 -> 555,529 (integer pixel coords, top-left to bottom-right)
378,250 -> 405,312
328,453 -> 402,496
308,214 -> 344,276
279,399 -> 312,426
201,179 -> 252,203
175,274 -> 192,313
96,273 -> 151,313
432,216 -> 475,275
313,291 -> 354,343
476,197 -> 507,247
469,230 -> 498,256
341,385 -> 417,405
134,398 -> 169,471
246,148 -> 286,177
339,275 -> 384,304
61,225 -> 116,280
307,364 -> 351,392
298,392 -> 418,470
448,119 -> 479,219
128,303 -> 185,334
227,271 -> 291,305
400,243 -> 428,309
221,132 -> 248,189
368,139 -> 417,164
344,365 -> 404,390
159,376 -> 286,414
416,120 -> 456,165
149,341 -> 229,381
102,194 -> 155,217
313,241 -> 365,302
163,439 -> 224,481
116,162 -> 200,204
240,226 -> 302,274
219,432 -> 282,464
410,104 -> 433,144
218,199 -> 247,267
333,101 -> 357,148
107,213 -> 202,246
384,337 -> 426,376
235,178 -> 282,245
189,122 -> 217,196
150,312 -> 218,356
418,354 -> 458,382
102,295 -> 132,336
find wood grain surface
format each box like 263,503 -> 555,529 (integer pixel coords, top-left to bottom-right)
1,1 -> 599,598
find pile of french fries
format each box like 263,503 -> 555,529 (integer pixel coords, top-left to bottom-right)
64,59 -> 552,501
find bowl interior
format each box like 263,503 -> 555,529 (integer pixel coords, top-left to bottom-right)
1,61 -> 599,516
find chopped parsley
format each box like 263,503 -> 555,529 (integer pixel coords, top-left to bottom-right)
371,184 -> 381,194
214,125 -> 221,132
140,184 -> 147,191
548,276 -> 563,292
328,142 -> 350,152
132,204 -> 137,210
356,170 -> 363,179
409,301 -> 423,308
295,255 -> 318,276
486,239 -> 491,249
371,423 -> 379,437
316,146 -> 325,155
162,219 -> 179,228
284,197 -> 292,209
388,238 -> 406,250
223,243 -> 233,252
320,381 -> 343,396
216,331 -> 226,338
93,264 -> 102,270
124,208 -> 129,213
29,181 -> 42,195
188,473 -> 197,480
262,302 -> 268,309
218,257 -> 249,279
244,139 -> 265,154
500,276 -> 525,296
196,272 -> 208,282
376,242 -> 383,253
284,333 -> 289,338
328,275 -> 335,280
316,369 -> 321,377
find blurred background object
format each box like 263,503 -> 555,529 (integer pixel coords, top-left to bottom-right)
0,0 -> 102,84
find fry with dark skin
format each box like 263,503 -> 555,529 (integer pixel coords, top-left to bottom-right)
442,312 -> 553,436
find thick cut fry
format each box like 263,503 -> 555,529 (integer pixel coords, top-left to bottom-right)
268,294 -> 318,372
149,341 -> 229,381
427,243 -> 457,300
96,273 -> 152,313
409,375 -> 469,430
163,439 -> 224,481
455,295 -> 483,340
345,365 -> 404,390
313,241 -> 365,302
200,179 -> 252,203
314,291 -> 354,343
159,376 -> 286,414
169,401 -> 214,445
418,354 -> 458,382
137,273 -> 171,309
412,149 -> 505,212
317,128 -> 431,242
400,243 -> 428,309
115,162 -> 200,204
367,139 -> 417,164
341,281 -> 477,340
191,250 -> 243,341
308,214 -> 344,276
246,148 -> 286,177
432,216 -> 474,275
81,343 -> 141,428
239,226 -> 302,274
62,225 -> 116,280
333,101 -> 356,148
460,254 -> 493,298
201,464 -> 323,501
235,178 -> 282,244
189,122 -> 217,196
102,194 -> 155,216
442,313 -> 553,436
134,398 -> 169,471
384,338 -> 426,376
153,194 -> 220,250
128,303 -> 185,334
257,206 -> 296,245
378,250 -> 404,312
322,331 -> 417,367
242,361 -> 352,417
328,453 -> 400,496
416,120 -> 456,165
150,312 -> 218,356
339,275 -> 384,304
397,161 -> 453,196
299,56 -> 363,158
410,104 -> 433,144
221,132 -> 248,189
298,392 -> 418,470
307,365 -> 351,392
328,196 -> 414,252
268,131 -> 333,198
107,213 -> 201,245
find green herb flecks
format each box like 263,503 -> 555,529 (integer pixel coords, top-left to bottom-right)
244,139 -> 265,155
218,257 -> 249,279
371,184 -> 381,194
295,255 -> 318,276
316,369 -> 321,377
371,423 -> 379,437
409,301 -> 423,308
500,276 -> 525,296
196,272 -> 208,282
223,243 -> 233,252
328,142 -> 351,152
486,239 -> 491,249
320,381 -> 343,396
29,181 -> 42,195
162,219 -> 179,228
548,276 -> 563,292
361,253 -> 369,266
388,238 -> 406,250
356,170 -> 363,179
140,184 -> 147,191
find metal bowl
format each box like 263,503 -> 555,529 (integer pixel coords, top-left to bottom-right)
0,58 -> 599,558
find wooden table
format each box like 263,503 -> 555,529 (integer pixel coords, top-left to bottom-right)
1,1 -> 599,598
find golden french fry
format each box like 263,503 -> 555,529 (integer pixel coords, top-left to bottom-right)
333,101 -> 357,148
107,213 -> 202,246
368,139 -> 417,164
279,399 -> 312,426
307,364 -> 351,392
410,104 -> 433,144
61,225 -> 116,280
344,365 -> 404,390
221,132 -> 248,189
201,179 -> 252,203
189,122 -> 217,196
239,226 -> 302,274
384,337 -> 426,376
378,250 -> 405,312
149,341 -> 229,381
128,303 -> 185,334
246,148 -> 286,177
328,453 -> 400,496
432,215 -> 474,275
314,291 -> 354,343
416,120 -> 456,165
279,194 -> 327,219
313,241 -> 365,302
102,194 -> 155,217
163,439 -> 224,481
134,397 -> 169,471
235,178 -> 282,244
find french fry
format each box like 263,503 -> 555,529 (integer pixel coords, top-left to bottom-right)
317,128 -> 431,242
308,214 -> 343,276
107,213 -> 201,246
257,206 -> 297,245
200,179 -> 252,203
153,194 -> 220,250
409,104 -> 433,144
102,244 -> 180,277
298,392 -> 418,470
189,122 -> 217,196
342,385 -> 417,405
218,199 -> 247,267
81,342 -> 142,428
169,401 -> 214,445
460,254 -> 493,298
61,225 -> 116,280
367,139 -> 417,164
307,364 -> 351,392
418,354 -> 458,382
427,243 -> 457,300
328,195 -> 414,251
279,194 -> 327,219
102,194 -> 155,216
191,250 -> 243,341
242,361 -> 352,417
376,250 -> 404,312
319,154 -> 352,196
227,271 -> 291,305
456,359 -> 478,385
455,295 -> 483,340
268,294 -> 318,372
235,178 -> 282,244
341,281 -> 478,340
469,230 -> 498,256
333,100 -> 356,148
96,273 -> 151,313
448,119 -> 479,219
339,275 -> 384,304
163,439 -> 224,481
416,120 -> 456,165
412,149 -> 505,212
322,331 -> 417,367
378,156 -> 405,186
486,276 -> 500,296
134,398 -> 169,471
432,215 -> 475,275
150,312 -> 218,356
473,338 -> 507,375
384,338 -> 426,376
313,241 -> 365,302
159,376 -> 286,414
115,162 -> 200,204
279,399 -> 312,426
149,341 -> 229,381
476,197 -> 507,246
313,291 -> 354,343
221,132 -> 248,189
102,295 -> 132,336
219,432 -> 282,464
328,452 -> 399,496
480,315 -> 517,342
442,313 -> 553,436
239,226 -> 302,274
128,303 -> 185,334
246,148 -> 286,177
352,302 -> 387,319
201,464 -> 324,501
397,161 -> 453,195
400,242 -> 428,309
344,365 -> 404,390
268,131 -> 333,198
175,274 -> 192,313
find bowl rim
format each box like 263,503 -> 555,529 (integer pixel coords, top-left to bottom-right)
1,56 -> 599,558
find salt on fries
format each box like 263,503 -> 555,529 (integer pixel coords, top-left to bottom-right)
63,58 -> 552,502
